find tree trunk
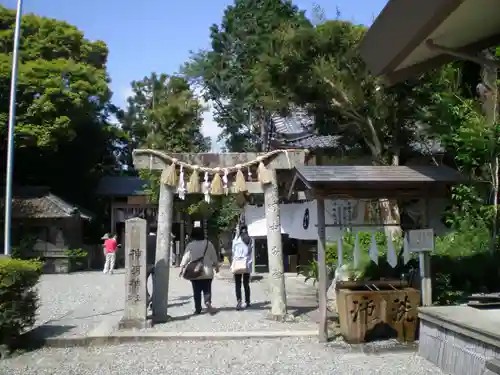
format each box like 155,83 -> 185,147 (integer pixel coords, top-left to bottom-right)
480,51 -> 498,252
260,111 -> 269,151
378,154 -> 402,237
491,156 -> 498,252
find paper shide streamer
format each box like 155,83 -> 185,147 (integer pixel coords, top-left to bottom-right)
369,232 -> 378,265
177,165 -> 186,200
353,232 -> 361,268
387,231 -> 398,268
403,232 -> 411,265
203,172 -> 211,203
337,236 -> 343,267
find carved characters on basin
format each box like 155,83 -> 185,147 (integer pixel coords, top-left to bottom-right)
350,295 -> 377,324
340,289 -> 419,343
391,295 -> 415,323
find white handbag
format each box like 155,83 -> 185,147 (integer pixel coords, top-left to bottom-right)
231,258 -> 248,274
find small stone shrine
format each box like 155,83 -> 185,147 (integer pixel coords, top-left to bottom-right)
119,217 -> 151,329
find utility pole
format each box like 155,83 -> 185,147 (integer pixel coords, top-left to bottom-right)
4,0 -> 24,256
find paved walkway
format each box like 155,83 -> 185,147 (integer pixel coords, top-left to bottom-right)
29,267 -> 320,343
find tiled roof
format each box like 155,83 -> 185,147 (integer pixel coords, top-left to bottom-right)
274,134 -> 342,149
96,176 -> 149,196
295,165 -> 465,184
271,109 -> 314,134
270,108 -> 341,150
2,187 -> 93,220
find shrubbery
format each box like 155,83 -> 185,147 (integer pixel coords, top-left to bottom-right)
431,218 -> 499,304
0,256 -> 42,354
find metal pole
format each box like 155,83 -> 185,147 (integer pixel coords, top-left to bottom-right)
4,0 -> 24,256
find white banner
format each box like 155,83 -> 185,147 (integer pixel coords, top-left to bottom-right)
244,200 -> 367,240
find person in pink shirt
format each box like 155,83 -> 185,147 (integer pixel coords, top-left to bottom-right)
103,234 -> 118,274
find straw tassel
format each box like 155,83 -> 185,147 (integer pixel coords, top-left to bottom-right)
161,159 -> 178,186
257,157 -> 272,184
210,168 -> 224,195
234,165 -> 247,193
187,165 -> 201,193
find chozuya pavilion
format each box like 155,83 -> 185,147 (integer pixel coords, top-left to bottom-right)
361,1 -> 500,375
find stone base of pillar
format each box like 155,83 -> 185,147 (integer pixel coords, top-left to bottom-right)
118,318 -> 152,330
265,312 -> 296,322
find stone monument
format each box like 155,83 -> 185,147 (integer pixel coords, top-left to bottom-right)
119,217 -> 152,329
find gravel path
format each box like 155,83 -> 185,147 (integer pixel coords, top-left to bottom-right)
33,269 -> 318,339
34,271 -> 116,326
0,337 -> 443,375
147,271 -> 317,333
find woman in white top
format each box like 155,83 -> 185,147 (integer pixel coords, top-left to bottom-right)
179,227 -> 219,315
232,225 -> 252,310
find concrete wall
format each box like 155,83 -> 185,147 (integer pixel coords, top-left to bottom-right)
419,319 -> 500,375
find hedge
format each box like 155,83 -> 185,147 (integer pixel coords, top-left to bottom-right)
0,256 -> 42,355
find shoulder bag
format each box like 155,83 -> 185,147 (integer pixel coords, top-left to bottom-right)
183,240 -> 209,280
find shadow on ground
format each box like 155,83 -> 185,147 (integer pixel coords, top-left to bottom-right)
14,325 -> 76,353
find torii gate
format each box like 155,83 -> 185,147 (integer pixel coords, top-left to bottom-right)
132,148 -> 310,322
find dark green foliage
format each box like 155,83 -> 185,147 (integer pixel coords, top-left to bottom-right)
183,0 -> 310,151
0,257 -> 42,351
0,6 -> 127,224
119,73 -> 210,154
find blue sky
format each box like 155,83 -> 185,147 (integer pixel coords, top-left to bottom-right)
3,0 -> 388,148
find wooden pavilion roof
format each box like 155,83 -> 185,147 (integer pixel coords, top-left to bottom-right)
289,165 -> 466,199
360,0 -> 500,83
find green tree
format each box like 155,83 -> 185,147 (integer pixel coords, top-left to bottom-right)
120,73 -> 210,154
249,17 -> 467,230
433,74 -> 499,248
120,72 -> 212,216
254,18 -> 457,164
183,0 -> 310,151
0,6 -> 125,211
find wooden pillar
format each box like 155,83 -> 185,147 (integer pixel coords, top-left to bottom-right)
263,169 -> 287,317
152,184 -> 174,323
419,199 -> 432,306
110,200 -> 115,234
316,198 -> 328,342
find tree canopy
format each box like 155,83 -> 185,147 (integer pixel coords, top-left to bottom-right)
0,6 -> 125,211
183,0 -> 310,151
182,0 -> 499,238
119,72 -> 210,154
2,1 -> 498,246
